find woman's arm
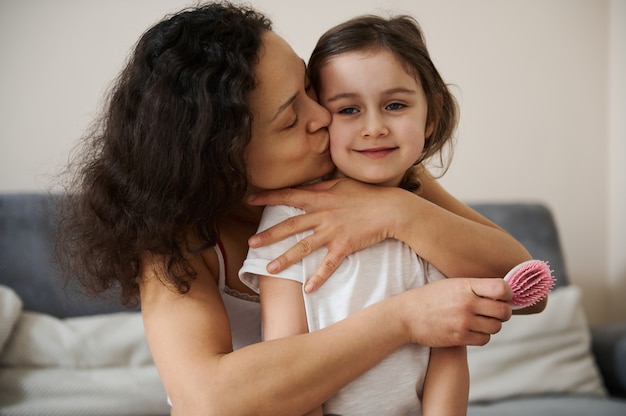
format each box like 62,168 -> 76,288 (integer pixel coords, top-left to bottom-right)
258,275 -> 323,416
140,253 -> 511,416
399,167 -> 531,279
246,173 -> 545,314
247,169 -> 531,291
421,346 -> 469,416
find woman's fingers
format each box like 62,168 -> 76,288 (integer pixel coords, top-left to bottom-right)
304,251 -> 344,293
247,179 -> 403,288
250,219 -> 352,290
469,277 -> 513,304
399,278 -> 513,347
248,211 -> 329,275
263,236 -> 315,275
248,211 -> 320,249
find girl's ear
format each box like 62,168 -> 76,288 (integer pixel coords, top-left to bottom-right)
425,92 -> 443,140
425,120 -> 435,139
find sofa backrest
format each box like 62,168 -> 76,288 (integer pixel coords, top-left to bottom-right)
0,193 -> 569,318
470,202 -> 569,289
0,193 -> 133,318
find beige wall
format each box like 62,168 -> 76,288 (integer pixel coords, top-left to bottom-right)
1,0 -> 624,323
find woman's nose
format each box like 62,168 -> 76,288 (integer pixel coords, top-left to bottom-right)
306,99 -> 331,134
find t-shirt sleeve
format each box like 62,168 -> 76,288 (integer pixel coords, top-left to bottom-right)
238,205 -> 307,293
423,260 -> 447,284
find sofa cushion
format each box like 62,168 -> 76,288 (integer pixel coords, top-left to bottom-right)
0,367 -> 168,416
0,310 -> 153,368
0,285 -> 22,352
468,395 -> 626,416
0,284 -> 168,415
468,285 -> 606,401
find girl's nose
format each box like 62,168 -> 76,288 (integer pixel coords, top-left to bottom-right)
361,112 -> 389,138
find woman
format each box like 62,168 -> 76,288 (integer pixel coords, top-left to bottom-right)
57,3 -> 531,415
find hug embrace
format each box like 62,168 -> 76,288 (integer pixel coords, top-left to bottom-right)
56,2 -> 543,415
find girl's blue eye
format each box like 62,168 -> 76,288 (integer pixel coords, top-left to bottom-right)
338,107 -> 359,115
386,102 -> 405,110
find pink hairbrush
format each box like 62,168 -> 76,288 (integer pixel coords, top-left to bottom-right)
504,260 -> 555,309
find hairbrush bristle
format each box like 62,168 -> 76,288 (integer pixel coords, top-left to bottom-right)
504,260 -> 556,309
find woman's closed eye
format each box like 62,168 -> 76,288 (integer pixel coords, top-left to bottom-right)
285,116 -> 298,129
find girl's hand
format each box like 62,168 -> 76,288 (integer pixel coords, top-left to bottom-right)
247,178 -> 408,292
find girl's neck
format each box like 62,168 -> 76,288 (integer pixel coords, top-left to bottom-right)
333,169 -> 403,188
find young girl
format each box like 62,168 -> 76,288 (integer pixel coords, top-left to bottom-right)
240,15 -> 468,415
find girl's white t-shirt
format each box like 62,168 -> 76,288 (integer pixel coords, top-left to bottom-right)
239,204 -> 445,415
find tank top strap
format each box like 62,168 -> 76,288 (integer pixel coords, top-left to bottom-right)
214,240 -> 228,290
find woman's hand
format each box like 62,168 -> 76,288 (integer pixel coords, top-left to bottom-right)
247,178 -> 407,292
397,277 -> 513,347
248,168 -> 532,293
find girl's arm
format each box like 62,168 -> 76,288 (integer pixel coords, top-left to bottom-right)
421,346 -> 469,416
258,275 -> 323,416
141,252 -> 511,416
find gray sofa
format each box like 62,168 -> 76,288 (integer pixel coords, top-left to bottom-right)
1,193 -> 625,415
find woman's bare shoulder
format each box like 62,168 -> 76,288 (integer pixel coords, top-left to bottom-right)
138,245 -> 220,306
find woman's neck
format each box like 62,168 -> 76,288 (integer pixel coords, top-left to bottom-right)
226,201 -> 264,230
215,201 -> 264,297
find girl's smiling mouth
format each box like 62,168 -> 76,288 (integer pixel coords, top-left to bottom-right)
354,147 -> 398,159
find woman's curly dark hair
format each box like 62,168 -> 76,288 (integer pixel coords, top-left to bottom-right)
56,2 -> 272,306
308,15 -> 458,192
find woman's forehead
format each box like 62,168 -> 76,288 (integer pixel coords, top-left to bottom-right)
250,32 -> 304,124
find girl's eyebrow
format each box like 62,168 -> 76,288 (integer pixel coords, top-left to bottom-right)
326,87 -> 417,103
325,92 -> 358,103
383,87 -> 418,96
